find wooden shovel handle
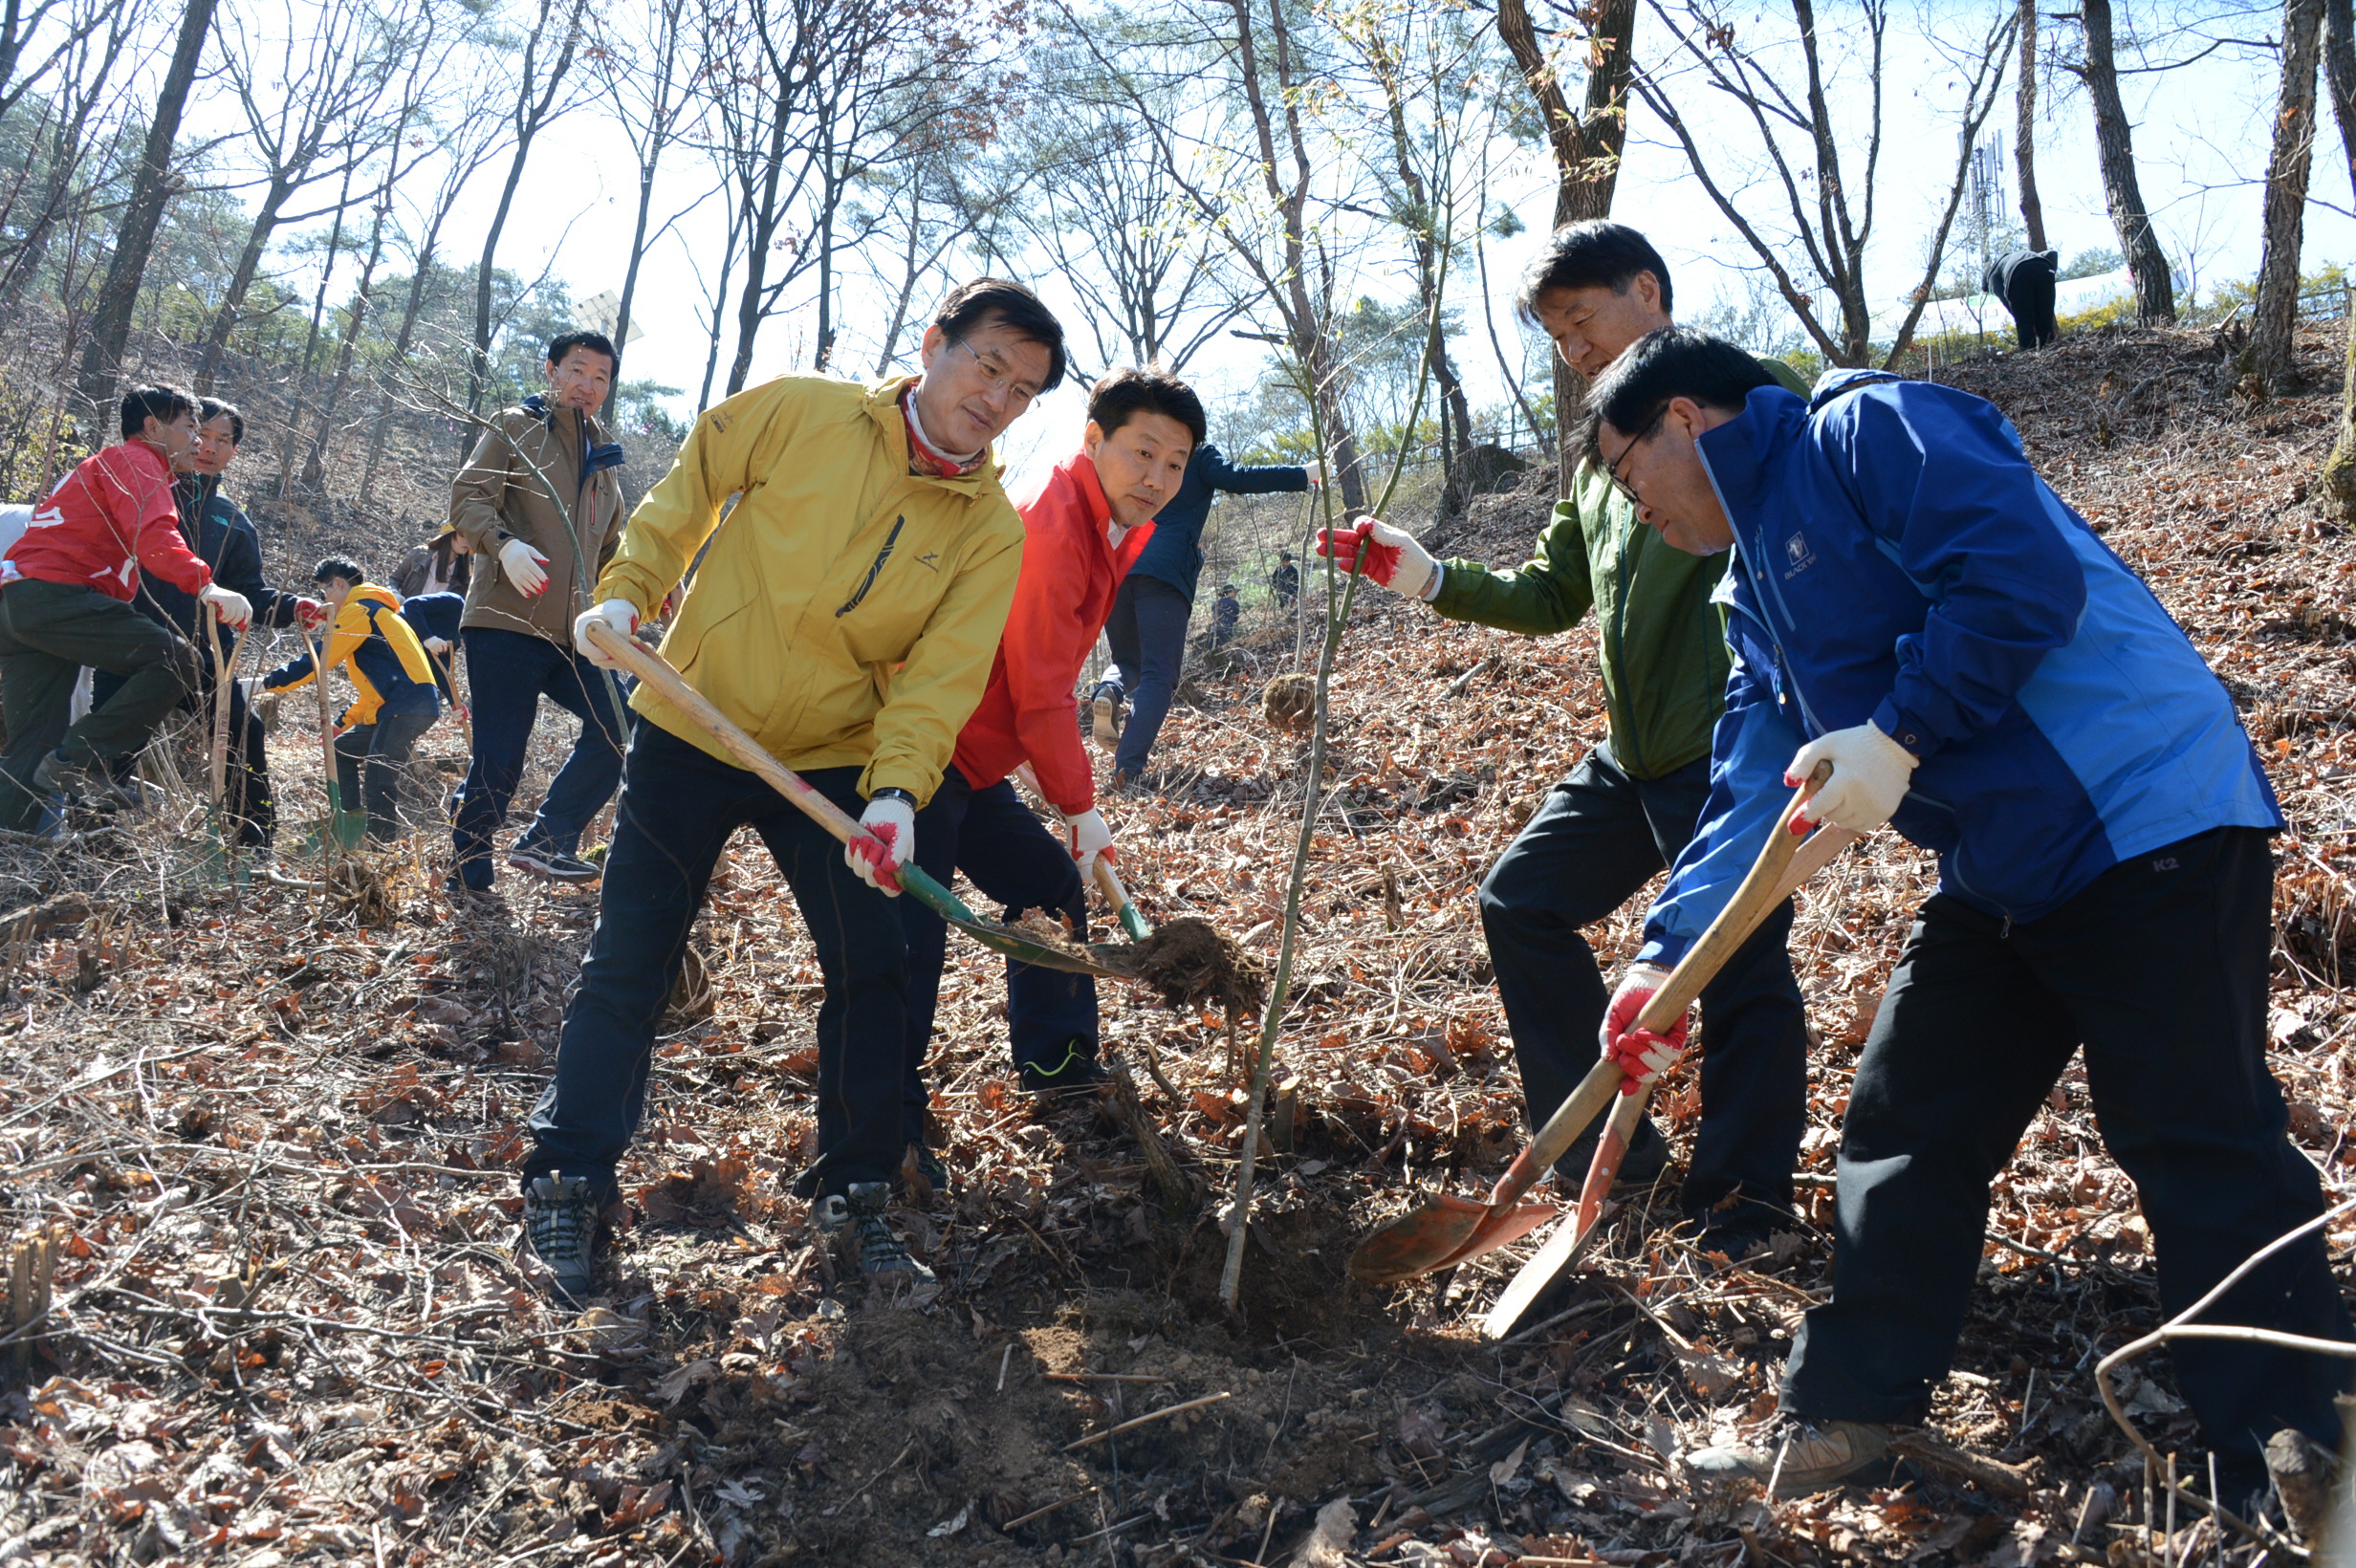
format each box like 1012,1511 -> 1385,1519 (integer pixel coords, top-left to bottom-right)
584,620 -> 863,848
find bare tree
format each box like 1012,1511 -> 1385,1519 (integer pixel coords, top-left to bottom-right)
2015,0 -> 2047,250
2068,0 -> 2175,324
589,0 -> 695,420
467,0 -> 587,419
75,0 -> 215,416
2253,0 -> 2324,389
2326,0 -> 2356,193
1632,0 -> 2018,368
852,141 -> 1016,376
190,0 -> 418,394
0,0 -> 145,310
1494,0 -> 1635,481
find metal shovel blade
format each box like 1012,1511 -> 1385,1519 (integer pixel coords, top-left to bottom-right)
1347,1193 -> 1493,1283
1423,1201 -> 1561,1274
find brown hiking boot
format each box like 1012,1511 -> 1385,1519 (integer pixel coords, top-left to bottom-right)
1684,1415 -> 1891,1497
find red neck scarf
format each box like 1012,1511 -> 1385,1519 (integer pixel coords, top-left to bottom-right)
901,385 -> 986,479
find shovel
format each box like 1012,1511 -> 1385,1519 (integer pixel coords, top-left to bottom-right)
582,621 -> 1135,980
1349,762 -> 1844,1286
1478,815 -> 1857,1338
1011,759 -> 1153,946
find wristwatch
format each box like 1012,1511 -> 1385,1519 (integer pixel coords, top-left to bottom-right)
870,787 -> 918,807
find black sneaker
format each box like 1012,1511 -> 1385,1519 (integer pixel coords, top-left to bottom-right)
523,1174 -> 601,1304
1089,683 -> 1123,752
508,838 -> 601,883
815,1181 -> 934,1283
31,749 -> 141,812
1019,1048 -> 1110,1100
900,1143 -> 951,1206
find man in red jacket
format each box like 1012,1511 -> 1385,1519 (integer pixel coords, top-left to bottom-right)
0,385 -> 251,831
897,368 -> 1203,1178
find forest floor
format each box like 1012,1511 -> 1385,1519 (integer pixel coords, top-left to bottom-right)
0,320 -> 2351,1567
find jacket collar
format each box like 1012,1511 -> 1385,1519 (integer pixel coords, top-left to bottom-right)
865,375 -> 999,496
1046,449 -> 1154,572
1694,382 -> 1809,522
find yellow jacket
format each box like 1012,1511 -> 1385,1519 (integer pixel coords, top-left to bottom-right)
260,584 -> 439,728
597,374 -> 1024,805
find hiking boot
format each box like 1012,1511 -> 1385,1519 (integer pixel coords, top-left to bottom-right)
1089,682 -> 1123,752
815,1182 -> 934,1284
900,1143 -> 951,1206
1691,1199 -> 1800,1265
509,837 -> 600,883
523,1174 -> 602,1305
30,749 -> 140,812
1685,1416 -> 1892,1498
1020,1048 -> 1110,1100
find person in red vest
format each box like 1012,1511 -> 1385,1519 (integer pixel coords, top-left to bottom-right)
896,368 -> 1204,1186
0,385 -> 251,831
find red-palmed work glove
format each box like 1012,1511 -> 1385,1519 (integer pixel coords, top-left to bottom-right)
498,537 -> 550,597
1599,962 -> 1690,1096
294,597 -> 328,631
1314,517 -> 1438,599
1063,807 -> 1115,875
845,792 -> 914,896
1787,722 -> 1917,835
197,583 -> 251,630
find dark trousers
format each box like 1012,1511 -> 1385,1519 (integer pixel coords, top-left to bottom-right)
900,766 -> 1097,1141
1477,745 -> 1809,1222
1103,575 -> 1191,777
0,578 -> 189,828
335,709 -> 434,840
523,724 -> 907,1202
1784,827 -> 2351,1479
95,651 -> 274,846
451,626 -> 625,886
2003,267 -> 2058,349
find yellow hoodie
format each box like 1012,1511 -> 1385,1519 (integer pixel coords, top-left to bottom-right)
595,374 -> 1024,807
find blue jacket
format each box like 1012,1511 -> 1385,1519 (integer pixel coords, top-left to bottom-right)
400,592 -> 464,701
1639,372 -> 2280,967
1129,443 -> 1310,600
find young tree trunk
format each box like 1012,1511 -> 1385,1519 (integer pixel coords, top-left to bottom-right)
2255,0 -> 2326,391
2081,0 -> 2175,324
74,0 -> 216,417
304,193 -> 390,493
600,151 -> 658,424
469,0 -> 579,422
193,179 -> 296,395
2318,284 -> 2356,521
1496,0 -> 1635,492
2324,0 -> 2356,194
2014,0 -> 2046,250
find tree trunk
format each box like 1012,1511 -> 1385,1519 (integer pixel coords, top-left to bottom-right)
2081,0 -> 2175,324
304,194 -> 389,493
1497,0 -> 1636,492
74,0 -> 215,418
600,150 -> 658,425
469,0 -> 578,422
2255,0 -> 2325,391
193,178 -> 294,395
277,185 -> 350,497
2318,285 -> 2356,521
2014,0 -> 2045,250
2323,0 -> 2356,195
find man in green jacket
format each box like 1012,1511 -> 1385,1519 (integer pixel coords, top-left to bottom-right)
1319,223 -> 1810,1254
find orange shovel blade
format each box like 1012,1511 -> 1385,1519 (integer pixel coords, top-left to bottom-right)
1424,1201 -> 1561,1274
1346,1193 -> 1492,1283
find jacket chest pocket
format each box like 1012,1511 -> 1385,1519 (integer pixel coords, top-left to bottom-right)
833,513 -> 945,664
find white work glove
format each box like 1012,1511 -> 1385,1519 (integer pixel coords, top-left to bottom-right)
1315,517 -> 1438,600
573,599 -> 640,668
497,537 -> 550,597
197,582 -> 251,629
1302,460 -> 1324,488
1599,962 -> 1689,1096
1063,807 -> 1115,874
422,635 -> 451,655
1788,721 -> 1918,834
845,794 -> 914,896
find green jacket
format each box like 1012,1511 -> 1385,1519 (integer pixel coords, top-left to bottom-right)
1429,355 -> 1808,782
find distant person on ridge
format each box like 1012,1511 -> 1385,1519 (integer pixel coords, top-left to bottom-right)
1984,249 -> 2060,350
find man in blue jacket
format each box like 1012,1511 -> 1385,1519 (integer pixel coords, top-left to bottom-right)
1586,328 -> 2347,1501
1087,445 -> 1317,784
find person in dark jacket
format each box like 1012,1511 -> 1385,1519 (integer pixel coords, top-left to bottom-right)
1085,445 -> 1316,782
1318,223 -> 1813,1253
1587,326 -> 2346,1504
1267,550 -> 1298,608
93,398 -> 322,847
262,558 -> 441,842
393,525 -> 471,599
1210,583 -> 1240,645
399,590 -> 465,704
1984,249 -> 2060,350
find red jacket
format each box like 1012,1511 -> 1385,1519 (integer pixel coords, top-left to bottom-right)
3,441 -> 209,602
951,452 -> 1153,815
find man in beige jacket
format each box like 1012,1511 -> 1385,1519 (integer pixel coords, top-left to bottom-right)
446,330 -> 629,890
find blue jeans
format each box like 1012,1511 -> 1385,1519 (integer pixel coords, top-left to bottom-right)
1103,575 -> 1191,777
900,766 -> 1096,1137
451,626 -> 625,886
523,725 -> 908,1201
1477,744 -> 1808,1225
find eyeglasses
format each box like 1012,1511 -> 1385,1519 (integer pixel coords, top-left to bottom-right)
1604,405 -> 1667,506
949,335 -> 1042,406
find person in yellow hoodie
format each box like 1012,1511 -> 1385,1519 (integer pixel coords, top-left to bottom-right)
258,557 -> 441,842
516,279 -> 1065,1301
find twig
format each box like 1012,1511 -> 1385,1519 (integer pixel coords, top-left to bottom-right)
1002,1488 -> 1098,1530
1060,1390 -> 1232,1451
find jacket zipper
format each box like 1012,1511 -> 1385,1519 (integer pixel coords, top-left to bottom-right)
1610,512 -> 1641,776
836,516 -> 906,618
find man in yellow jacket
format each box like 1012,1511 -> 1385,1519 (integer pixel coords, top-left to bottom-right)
517,279 -> 1064,1300
258,557 -> 441,842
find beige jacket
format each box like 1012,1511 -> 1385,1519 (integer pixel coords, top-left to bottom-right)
446,401 -> 626,641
